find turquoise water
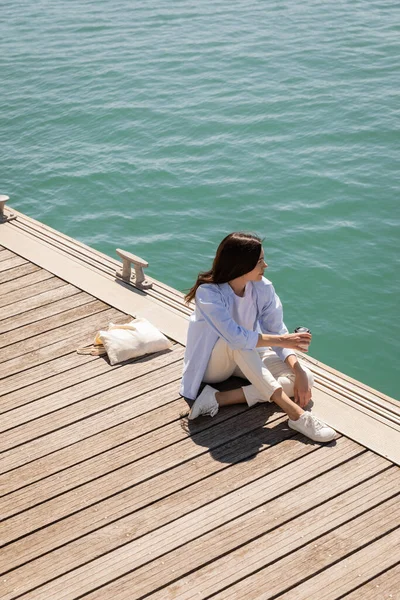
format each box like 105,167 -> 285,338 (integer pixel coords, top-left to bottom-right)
1,1 -> 399,398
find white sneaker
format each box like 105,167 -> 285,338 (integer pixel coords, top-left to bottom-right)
288,412 -> 337,443
189,385 -> 219,420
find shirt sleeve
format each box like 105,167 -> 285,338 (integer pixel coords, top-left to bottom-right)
195,285 -> 259,351
258,283 -> 296,363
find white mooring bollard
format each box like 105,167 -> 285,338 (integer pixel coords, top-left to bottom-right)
115,248 -> 153,289
0,195 -> 16,223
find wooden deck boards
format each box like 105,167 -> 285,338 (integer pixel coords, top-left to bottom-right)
1,248 -> 399,599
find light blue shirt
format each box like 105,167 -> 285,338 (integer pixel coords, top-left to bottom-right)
180,276 -> 296,400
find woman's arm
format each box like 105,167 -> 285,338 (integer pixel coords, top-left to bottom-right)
285,353 -> 313,407
256,332 -> 311,352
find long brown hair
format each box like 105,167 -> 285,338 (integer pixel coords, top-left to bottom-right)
184,232 -> 262,304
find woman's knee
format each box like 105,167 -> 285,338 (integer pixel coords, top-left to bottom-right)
277,365 -> 314,398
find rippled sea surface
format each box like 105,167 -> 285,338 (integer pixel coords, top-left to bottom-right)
1,1 -> 399,397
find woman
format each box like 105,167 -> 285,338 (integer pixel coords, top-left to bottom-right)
181,232 -> 336,443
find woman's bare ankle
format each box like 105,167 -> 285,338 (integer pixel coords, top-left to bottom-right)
215,389 -> 246,406
270,388 -> 304,421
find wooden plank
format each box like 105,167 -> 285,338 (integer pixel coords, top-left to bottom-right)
1,373 -> 260,504
110,463 -> 399,600
313,371 -> 400,417
1,356 -> 128,415
3,385 -> 208,514
314,377 -> 400,425
311,386 -> 400,466
0,353 -> 183,466
0,352 -> 98,403
302,350 -> 397,405
0,307 -> 124,377
0,284 -> 83,333
0,299 -> 109,360
1,406 -> 324,544
0,249 -> 15,262
0,291 -> 98,347
0,346 -> 133,412
0,434 -> 352,589
0,255 -> 26,272
0,405 -> 285,571
0,267 -> 54,298
341,563 -> 400,600
1,376 -> 184,494
10,450 -> 395,600
0,436 -> 360,598
13,218 -> 117,276
0,262 -> 39,284
0,342 -> 175,424
0,275 -> 66,309
0,346 -> 184,450
280,528 -> 400,600
206,496 -> 400,600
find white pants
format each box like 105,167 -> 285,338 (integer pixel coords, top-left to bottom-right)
203,338 -> 314,407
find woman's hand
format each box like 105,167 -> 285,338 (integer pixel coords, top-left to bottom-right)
293,366 -> 312,407
275,332 -> 311,352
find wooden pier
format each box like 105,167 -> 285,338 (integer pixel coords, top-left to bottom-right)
1,205 -> 399,599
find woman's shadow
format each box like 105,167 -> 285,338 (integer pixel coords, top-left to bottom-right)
181,377 -> 319,465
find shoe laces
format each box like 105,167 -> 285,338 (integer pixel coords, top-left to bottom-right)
209,405 -> 219,418
199,394 -> 218,417
304,412 -> 325,432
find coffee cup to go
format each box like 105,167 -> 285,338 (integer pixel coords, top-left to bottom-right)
294,326 -> 311,350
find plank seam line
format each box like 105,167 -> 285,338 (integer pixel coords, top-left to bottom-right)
0,305 -> 117,379
262,521 -> 400,600
1,368 -> 240,478
335,559 -> 400,600
0,358 -> 184,444
0,302 -> 112,365
0,344 -> 179,419
0,295 -> 99,349
0,421 -> 310,549
140,468 -> 397,600
0,411 -> 290,520
57,457 -> 390,600
308,364 -> 397,406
